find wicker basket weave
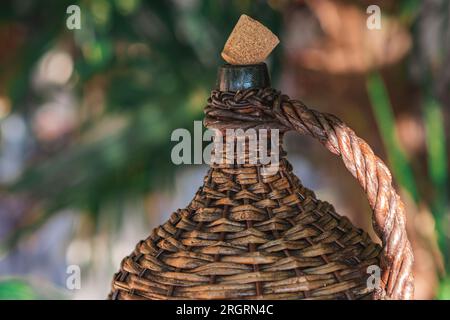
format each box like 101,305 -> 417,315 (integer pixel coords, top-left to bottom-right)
109,63 -> 414,300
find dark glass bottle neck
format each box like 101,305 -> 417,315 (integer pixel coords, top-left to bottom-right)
216,63 -> 271,91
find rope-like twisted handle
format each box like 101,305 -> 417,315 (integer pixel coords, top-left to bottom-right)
204,88 -> 414,299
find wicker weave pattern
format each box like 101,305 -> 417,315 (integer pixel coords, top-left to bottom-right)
110,146 -> 382,299
110,88 -> 413,300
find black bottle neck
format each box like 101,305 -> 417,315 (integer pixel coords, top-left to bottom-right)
216,63 -> 271,92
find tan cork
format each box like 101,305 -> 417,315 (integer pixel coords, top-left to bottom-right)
221,15 -> 280,65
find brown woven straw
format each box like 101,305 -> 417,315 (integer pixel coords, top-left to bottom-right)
109,84 -> 414,300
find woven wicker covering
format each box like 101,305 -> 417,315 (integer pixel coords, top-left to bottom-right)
109,83 -> 414,300
110,151 -> 381,299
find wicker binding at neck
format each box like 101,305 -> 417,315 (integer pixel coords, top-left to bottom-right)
109,88 -> 413,300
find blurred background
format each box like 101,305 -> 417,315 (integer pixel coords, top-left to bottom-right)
0,0 -> 448,299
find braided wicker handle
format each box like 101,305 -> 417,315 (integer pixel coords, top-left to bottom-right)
205,88 -> 414,299
272,95 -> 414,299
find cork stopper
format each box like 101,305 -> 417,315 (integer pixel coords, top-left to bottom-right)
221,15 -> 280,65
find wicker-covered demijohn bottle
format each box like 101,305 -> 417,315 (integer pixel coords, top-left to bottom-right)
110,15 -> 414,300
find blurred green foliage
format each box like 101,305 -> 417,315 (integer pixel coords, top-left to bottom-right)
424,97 -> 449,258
1,0 -> 283,242
366,72 -> 419,202
0,279 -> 36,300
0,278 -> 66,299
438,277 -> 450,299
